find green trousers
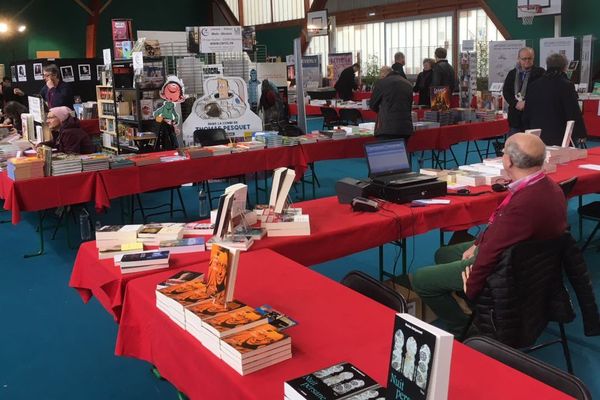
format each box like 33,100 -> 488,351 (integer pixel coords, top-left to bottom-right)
411,241 -> 476,337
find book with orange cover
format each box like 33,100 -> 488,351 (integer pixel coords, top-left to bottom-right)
157,275 -> 206,295
202,306 -> 267,337
221,323 -> 290,356
205,244 -> 240,304
186,299 -> 246,319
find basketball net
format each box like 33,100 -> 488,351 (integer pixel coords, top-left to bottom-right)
518,5 -> 542,25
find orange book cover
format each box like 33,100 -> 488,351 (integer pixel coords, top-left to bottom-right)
206,245 -> 230,304
158,277 -> 207,296
169,286 -> 211,306
222,323 -> 289,354
203,306 -> 265,333
187,299 -> 245,319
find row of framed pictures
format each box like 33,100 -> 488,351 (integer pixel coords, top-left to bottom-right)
11,63 -> 103,83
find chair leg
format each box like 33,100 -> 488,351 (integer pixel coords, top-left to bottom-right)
464,141 -> 471,165
136,194 -> 147,223
176,188 -> 188,220
558,323 -> 574,374
169,190 -> 174,218
581,221 -> 600,252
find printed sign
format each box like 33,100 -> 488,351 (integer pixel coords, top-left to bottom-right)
540,37 -> 575,69
200,26 -> 243,53
328,52 -> 353,87
488,40 -> 526,88
202,64 -> 224,79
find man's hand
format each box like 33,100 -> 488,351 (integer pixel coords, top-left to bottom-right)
13,88 -> 25,96
515,100 -> 525,111
46,79 -> 55,89
462,265 -> 472,293
462,244 -> 477,260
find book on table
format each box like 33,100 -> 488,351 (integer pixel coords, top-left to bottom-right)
220,323 -> 292,375
137,223 -> 184,245
156,271 -> 204,290
385,313 -> 453,400
98,242 -> 144,260
269,167 -> 296,214
184,299 -> 247,350
182,222 -> 215,236
206,235 -> 254,251
119,250 -> 170,274
95,224 -> 142,243
255,304 -> 297,331
158,237 -> 205,254
212,192 -> 235,239
156,275 -> 210,327
285,362 -> 380,400
205,244 -> 240,304
201,305 -> 267,338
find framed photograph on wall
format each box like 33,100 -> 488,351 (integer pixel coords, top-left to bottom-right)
78,64 -> 91,81
33,63 -> 43,80
60,65 -> 75,82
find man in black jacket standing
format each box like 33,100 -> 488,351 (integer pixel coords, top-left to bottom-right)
334,63 -> 360,101
502,47 -> 545,136
523,53 -> 587,146
369,66 -> 413,141
391,52 -> 407,79
431,47 -> 456,91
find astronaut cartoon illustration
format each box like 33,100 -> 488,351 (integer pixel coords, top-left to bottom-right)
195,77 -> 247,120
154,75 -> 187,125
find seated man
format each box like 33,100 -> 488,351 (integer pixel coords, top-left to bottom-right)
412,133 -> 567,336
41,106 -> 95,154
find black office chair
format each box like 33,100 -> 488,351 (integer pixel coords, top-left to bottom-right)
338,108 -> 363,126
320,107 -> 341,129
464,336 -> 592,400
341,270 -> 407,312
193,128 -> 230,146
468,234 -> 583,373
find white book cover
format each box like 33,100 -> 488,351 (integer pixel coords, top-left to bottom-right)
269,167 -> 287,208
386,313 -> 453,400
561,120 -> 575,148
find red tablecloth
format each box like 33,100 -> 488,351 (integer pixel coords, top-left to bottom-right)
289,103 -> 378,121
582,99 -> 600,138
114,249 -> 572,400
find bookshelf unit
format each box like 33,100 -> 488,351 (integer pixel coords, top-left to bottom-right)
96,85 -> 118,152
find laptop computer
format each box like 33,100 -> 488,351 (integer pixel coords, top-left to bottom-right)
364,139 -> 437,186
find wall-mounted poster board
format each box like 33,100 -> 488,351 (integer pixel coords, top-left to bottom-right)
488,40 -> 526,89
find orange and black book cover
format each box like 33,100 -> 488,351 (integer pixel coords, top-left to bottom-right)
206,244 -> 230,304
430,86 -> 450,111
170,287 -> 211,306
204,306 -> 265,333
222,323 -> 289,353
187,299 -> 245,319
158,276 -> 206,296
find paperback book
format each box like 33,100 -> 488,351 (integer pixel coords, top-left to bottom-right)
205,244 -> 240,304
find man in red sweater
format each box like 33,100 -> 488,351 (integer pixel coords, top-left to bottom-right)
412,133 -> 567,336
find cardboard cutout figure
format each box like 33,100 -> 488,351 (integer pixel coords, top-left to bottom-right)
248,69 -> 261,112
154,75 -> 187,125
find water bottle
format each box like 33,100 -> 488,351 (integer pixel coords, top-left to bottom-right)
198,189 -> 209,218
79,208 -> 92,241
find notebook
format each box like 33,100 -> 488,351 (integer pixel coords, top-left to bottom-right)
365,139 -> 437,186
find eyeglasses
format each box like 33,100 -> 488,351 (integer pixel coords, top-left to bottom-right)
520,57 -> 534,61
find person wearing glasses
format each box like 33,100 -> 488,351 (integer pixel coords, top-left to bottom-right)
39,64 -> 73,109
40,106 -> 95,154
502,47 -> 545,136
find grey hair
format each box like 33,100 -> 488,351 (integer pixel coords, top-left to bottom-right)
43,64 -> 59,76
518,47 -> 535,58
394,52 -> 405,61
546,53 -> 568,71
504,140 -> 545,169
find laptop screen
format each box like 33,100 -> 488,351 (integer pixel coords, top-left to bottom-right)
365,139 -> 411,176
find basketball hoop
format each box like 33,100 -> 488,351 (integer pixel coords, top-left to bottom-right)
518,5 -> 542,25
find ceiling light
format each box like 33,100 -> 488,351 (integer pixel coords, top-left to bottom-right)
0,23 -> 8,33
18,25 -> 26,33
368,12 -> 376,17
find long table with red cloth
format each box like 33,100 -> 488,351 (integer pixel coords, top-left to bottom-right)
114,249 -> 572,400
582,99 -> 600,138
289,103 -> 378,121
69,148 -> 600,321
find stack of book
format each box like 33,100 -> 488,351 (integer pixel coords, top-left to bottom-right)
182,222 -> 215,235
204,145 -> 232,156
285,362 -> 382,400
475,110 -> 496,122
185,299 -> 247,351
262,212 -> 311,237
6,157 -> 45,181
185,146 -> 213,159
262,133 -> 284,148
118,250 -> 170,274
98,241 -> 144,260
130,154 -> 162,166
158,237 -> 206,254
137,223 -> 184,245
236,141 -> 266,151
319,129 -> 347,140
413,121 -> 440,130
51,154 -> 83,176
108,155 -> 135,169
156,273 -> 209,328
95,224 -> 143,258
81,154 -> 110,172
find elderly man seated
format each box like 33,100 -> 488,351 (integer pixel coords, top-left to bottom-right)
412,133 -> 567,336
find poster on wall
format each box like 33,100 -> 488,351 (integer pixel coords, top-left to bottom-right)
202,64 -> 223,80
539,37 -> 575,69
256,62 -> 287,86
60,65 -> 75,82
186,26 -> 200,54
580,35 -> 593,89
302,55 -> 322,89
10,65 -> 16,82
78,64 -> 91,81
488,40 -> 526,88
459,50 -> 477,108
96,65 -> 104,82
199,26 -> 242,53
182,76 -> 262,143
17,64 -> 27,82
33,63 -> 43,81
242,26 -> 256,51
328,52 -> 353,87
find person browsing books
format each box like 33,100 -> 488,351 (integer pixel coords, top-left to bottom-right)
391,52 -> 407,80
369,66 -> 414,142
413,58 -> 434,106
40,64 -> 74,109
502,47 -> 545,136
523,53 -> 587,146
40,106 -> 95,154
411,133 -> 567,336
334,63 -> 360,101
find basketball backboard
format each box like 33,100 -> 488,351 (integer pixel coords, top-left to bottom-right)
517,0 -> 562,18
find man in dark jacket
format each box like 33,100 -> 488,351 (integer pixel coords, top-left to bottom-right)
412,133 -> 567,336
431,47 -> 456,91
523,53 -> 587,146
369,66 -> 413,141
413,58 -> 434,106
502,47 -> 545,135
334,63 -> 359,101
41,106 -> 95,154
391,52 -> 407,80
40,64 -> 74,109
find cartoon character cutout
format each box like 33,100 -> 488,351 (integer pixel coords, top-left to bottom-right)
154,75 -> 187,125
248,68 -> 260,111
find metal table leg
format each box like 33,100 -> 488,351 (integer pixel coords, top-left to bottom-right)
24,211 -> 46,258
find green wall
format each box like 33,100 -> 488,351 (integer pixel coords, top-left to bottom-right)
484,0 -> 600,76
0,0 -> 210,72
256,26 -> 302,58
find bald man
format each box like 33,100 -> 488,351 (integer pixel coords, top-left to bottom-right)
412,133 -> 567,336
